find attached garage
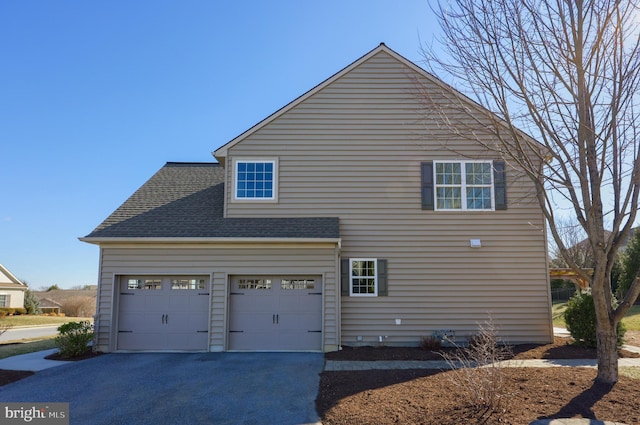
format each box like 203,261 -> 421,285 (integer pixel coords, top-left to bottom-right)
228,275 -> 323,351
116,276 -> 210,351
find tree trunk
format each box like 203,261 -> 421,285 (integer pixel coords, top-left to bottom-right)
595,319 -> 618,384
592,274 -> 619,384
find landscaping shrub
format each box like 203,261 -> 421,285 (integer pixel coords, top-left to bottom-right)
54,321 -> 94,358
564,291 -> 626,348
440,318 -> 511,424
23,289 -> 41,315
420,335 -> 441,350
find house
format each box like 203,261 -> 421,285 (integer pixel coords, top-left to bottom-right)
0,264 -> 28,310
37,297 -> 63,315
81,44 -> 553,353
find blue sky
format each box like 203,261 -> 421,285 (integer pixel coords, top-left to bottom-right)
1,1 -> 438,288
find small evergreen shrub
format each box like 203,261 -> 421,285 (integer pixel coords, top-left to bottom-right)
23,289 -> 41,315
54,321 -> 94,358
564,291 -> 626,348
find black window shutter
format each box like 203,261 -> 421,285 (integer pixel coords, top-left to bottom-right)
421,161 -> 434,210
377,259 -> 388,296
341,259 -> 350,296
494,161 -> 507,210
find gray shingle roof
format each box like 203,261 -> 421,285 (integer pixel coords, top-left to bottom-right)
84,162 -> 340,239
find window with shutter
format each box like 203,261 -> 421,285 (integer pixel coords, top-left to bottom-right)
341,258 -> 388,297
421,160 -> 507,211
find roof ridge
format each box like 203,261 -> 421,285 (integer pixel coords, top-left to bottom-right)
165,162 -> 220,166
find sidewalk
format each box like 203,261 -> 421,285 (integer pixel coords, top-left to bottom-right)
0,348 -> 71,371
324,357 -> 640,371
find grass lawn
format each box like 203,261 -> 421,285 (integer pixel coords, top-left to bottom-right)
0,315 -> 92,327
552,302 -> 640,330
0,316 -> 93,359
0,338 -> 57,360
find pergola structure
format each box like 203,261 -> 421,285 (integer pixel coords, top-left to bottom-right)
549,268 -> 593,289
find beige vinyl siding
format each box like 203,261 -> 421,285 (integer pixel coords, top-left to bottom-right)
94,244 -> 338,352
223,50 -> 552,345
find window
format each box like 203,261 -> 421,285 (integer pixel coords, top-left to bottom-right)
341,259 -> 388,297
350,259 -> 378,296
234,159 -> 276,200
0,295 -> 7,307
422,160 -> 507,211
171,278 -> 206,290
281,279 -> 315,290
128,279 -> 162,290
238,279 -> 272,290
434,161 -> 494,210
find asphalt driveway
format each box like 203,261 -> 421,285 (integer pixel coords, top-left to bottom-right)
0,352 -> 324,425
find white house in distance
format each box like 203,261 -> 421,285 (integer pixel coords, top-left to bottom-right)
81,44 -> 553,353
0,264 -> 27,309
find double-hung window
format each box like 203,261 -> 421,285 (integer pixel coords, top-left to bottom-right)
234,159 -> 277,200
421,160 -> 506,211
349,259 -> 378,296
341,258 -> 388,297
434,161 -> 494,211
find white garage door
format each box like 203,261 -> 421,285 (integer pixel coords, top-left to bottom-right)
117,276 -> 210,351
228,275 -> 322,351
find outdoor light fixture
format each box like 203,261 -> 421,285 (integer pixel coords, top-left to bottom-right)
469,239 -> 482,248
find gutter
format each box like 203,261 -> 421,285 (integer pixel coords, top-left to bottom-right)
79,236 -> 342,246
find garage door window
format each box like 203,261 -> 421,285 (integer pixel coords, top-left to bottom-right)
128,279 -> 162,290
281,279 -> 315,290
238,279 -> 272,289
171,278 -> 206,290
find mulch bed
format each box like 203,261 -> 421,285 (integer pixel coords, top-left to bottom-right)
44,347 -> 102,362
317,368 -> 640,425
0,370 -> 34,387
318,337 -> 640,424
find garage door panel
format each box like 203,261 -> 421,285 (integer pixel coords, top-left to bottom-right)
230,295 -> 278,313
229,330 -> 280,351
117,276 -> 210,351
167,293 -> 208,311
277,331 -> 322,351
231,312 -> 275,331
118,332 -> 167,351
229,276 -> 322,351
278,312 -> 321,331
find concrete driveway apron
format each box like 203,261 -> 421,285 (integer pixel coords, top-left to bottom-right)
0,352 -> 324,425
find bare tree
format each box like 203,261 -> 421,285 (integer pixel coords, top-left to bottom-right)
425,0 -> 640,383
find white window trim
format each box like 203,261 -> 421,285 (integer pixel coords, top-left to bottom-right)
434,160 -> 495,211
232,157 -> 278,202
349,258 -> 378,297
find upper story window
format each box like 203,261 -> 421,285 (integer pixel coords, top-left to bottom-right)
435,161 -> 493,210
421,160 -> 507,211
234,159 -> 277,200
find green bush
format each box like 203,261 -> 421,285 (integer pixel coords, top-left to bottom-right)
564,291 -> 626,348
23,289 -> 41,315
54,321 -> 94,358
616,229 -> 640,302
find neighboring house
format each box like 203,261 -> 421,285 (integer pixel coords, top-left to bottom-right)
81,44 -> 553,353
0,264 -> 28,309
38,297 -> 63,315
